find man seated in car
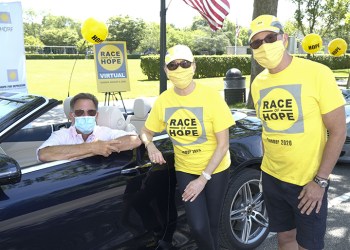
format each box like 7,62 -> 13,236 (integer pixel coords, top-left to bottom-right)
37,93 -> 141,162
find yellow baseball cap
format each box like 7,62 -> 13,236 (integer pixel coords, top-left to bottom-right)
165,45 -> 194,65
248,15 -> 283,41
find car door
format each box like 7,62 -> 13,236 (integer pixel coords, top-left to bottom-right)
0,147 -> 178,250
0,92 -> 178,250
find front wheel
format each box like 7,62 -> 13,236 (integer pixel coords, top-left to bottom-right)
219,168 -> 269,249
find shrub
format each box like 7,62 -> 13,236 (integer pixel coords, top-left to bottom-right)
140,55 -> 252,80
140,54 -> 350,80
26,54 -> 86,59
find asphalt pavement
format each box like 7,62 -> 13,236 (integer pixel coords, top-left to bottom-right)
255,163 -> 350,250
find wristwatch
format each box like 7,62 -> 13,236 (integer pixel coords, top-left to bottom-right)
202,171 -> 212,181
313,176 -> 328,188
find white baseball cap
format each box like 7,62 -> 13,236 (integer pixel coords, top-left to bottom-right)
165,44 -> 194,65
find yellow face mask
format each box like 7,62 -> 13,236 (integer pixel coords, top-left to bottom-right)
253,40 -> 285,69
167,67 -> 194,89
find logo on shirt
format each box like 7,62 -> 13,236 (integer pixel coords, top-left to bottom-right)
165,107 -> 207,146
258,84 -> 304,133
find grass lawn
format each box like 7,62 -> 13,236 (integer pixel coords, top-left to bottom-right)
26,59 -> 348,102
26,59 -> 229,102
333,68 -> 350,77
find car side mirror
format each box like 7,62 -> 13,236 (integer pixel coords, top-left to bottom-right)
0,153 -> 21,185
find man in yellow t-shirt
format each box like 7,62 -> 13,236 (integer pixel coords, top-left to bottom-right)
249,15 -> 346,250
140,44 -> 235,250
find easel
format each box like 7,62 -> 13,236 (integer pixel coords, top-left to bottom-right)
104,92 -> 127,114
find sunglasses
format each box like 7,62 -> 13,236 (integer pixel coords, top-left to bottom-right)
166,60 -> 192,71
250,33 -> 280,49
73,109 -> 97,117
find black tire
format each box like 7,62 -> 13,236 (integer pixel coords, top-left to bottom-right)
219,168 -> 269,249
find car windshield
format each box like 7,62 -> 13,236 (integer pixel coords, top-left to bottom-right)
0,92 -> 48,135
0,92 -> 33,119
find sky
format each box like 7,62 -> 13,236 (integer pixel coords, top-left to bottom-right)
1,0 -> 296,28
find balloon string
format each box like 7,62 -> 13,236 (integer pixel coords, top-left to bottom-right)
67,40 -> 86,97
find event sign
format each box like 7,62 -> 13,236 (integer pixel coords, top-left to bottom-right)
93,41 -> 130,93
0,2 -> 27,93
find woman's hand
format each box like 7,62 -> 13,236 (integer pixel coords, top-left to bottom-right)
182,176 -> 207,202
147,142 -> 166,165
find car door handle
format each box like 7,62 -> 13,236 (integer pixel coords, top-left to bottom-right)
121,162 -> 152,174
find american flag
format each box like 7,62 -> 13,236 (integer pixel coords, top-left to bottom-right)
183,0 -> 230,31
235,25 -> 241,37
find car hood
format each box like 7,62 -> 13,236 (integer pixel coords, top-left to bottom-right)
345,104 -> 350,124
232,108 -> 256,121
0,92 -> 61,143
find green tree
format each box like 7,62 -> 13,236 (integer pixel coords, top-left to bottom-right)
166,25 -> 196,49
40,28 -> 79,46
345,13 -> 350,87
106,16 -> 146,54
221,20 -> 236,46
42,14 -> 82,39
42,14 -> 80,30
23,9 -> 42,38
247,0 -> 279,108
190,16 -> 211,31
193,33 -> 230,55
345,13 -> 350,44
137,22 -> 160,54
221,20 -> 250,46
76,39 -> 93,54
239,28 -> 250,46
185,16 -> 232,54
24,35 -> 44,54
292,0 -> 350,39
283,20 -> 299,37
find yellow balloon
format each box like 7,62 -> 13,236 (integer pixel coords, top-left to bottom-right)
301,33 -> 322,54
328,38 -> 347,57
81,18 -> 108,44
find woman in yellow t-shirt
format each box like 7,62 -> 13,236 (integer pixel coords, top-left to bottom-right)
140,45 -> 235,250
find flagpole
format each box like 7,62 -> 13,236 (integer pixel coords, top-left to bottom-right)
234,19 -> 238,55
234,33 -> 237,55
159,0 -> 167,94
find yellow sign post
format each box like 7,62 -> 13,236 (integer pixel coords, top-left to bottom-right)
93,41 -> 130,93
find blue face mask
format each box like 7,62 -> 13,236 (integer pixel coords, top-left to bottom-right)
74,116 -> 96,134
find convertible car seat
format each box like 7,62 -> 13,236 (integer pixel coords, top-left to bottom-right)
125,98 -> 152,134
63,96 -> 73,122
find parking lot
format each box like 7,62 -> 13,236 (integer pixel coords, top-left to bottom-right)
256,163 -> 350,250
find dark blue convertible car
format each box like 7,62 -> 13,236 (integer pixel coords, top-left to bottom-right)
0,92 -> 268,250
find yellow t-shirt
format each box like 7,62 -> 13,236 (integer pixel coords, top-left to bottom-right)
145,83 -> 235,175
251,56 -> 345,186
